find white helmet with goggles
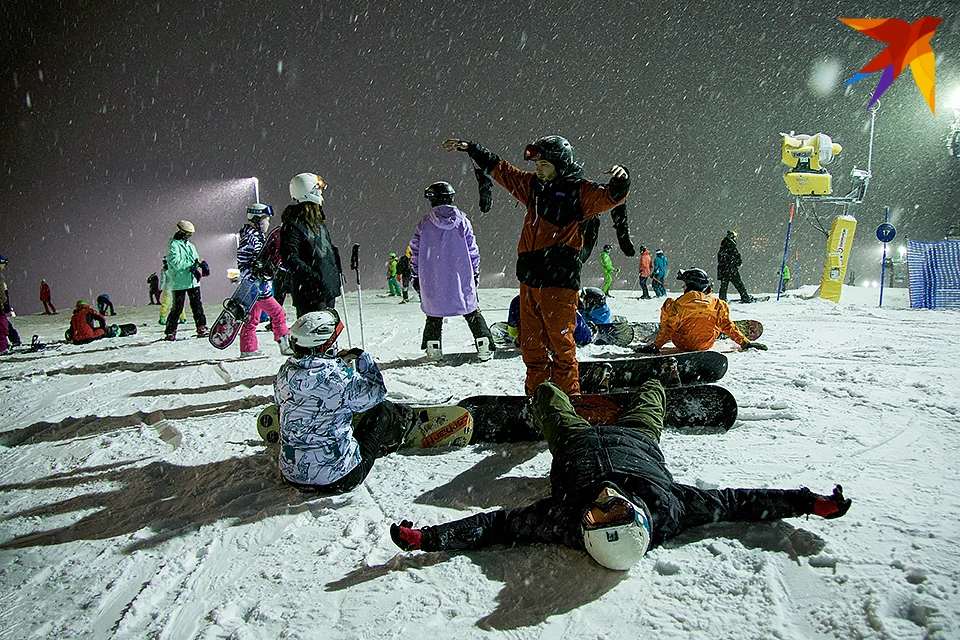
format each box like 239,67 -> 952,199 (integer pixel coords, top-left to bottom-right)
581,486 -> 651,570
289,173 -> 327,205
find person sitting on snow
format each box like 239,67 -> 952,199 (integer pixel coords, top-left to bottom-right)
274,309 -> 415,494
390,374 -> 851,570
578,287 -> 612,325
504,294 -> 592,348
68,300 -> 108,344
636,268 -> 767,354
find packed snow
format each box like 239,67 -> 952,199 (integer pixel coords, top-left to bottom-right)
1,285 -> 958,639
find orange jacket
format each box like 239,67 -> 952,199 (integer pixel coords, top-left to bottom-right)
638,251 -> 653,277
654,290 -> 747,350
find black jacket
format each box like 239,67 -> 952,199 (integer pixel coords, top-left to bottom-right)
280,216 -> 342,309
717,236 -> 743,280
419,424 -> 815,553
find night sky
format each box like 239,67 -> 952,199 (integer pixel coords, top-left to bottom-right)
3,0 -> 958,313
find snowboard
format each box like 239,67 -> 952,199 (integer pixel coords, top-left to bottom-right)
728,296 -> 771,304
632,319 -> 764,342
256,403 -> 474,448
579,351 -> 728,393
209,228 -> 282,350
460,384 -> 738,443
489,320 -> 635,348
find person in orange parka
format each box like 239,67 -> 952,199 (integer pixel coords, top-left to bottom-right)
636,268 -> 767,354
69,300 -> 108,344
637,246 -> 653,299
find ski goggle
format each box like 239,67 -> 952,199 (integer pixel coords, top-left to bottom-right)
523,144 -> 544,161
582,492 -> 642,531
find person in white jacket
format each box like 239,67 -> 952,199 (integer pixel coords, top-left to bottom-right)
274,309 -> 414,493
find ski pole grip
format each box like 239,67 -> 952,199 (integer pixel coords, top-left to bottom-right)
350,243 -> 360,270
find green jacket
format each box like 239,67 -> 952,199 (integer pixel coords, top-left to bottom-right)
166,237 -> 201,290
601,251 -> 615,275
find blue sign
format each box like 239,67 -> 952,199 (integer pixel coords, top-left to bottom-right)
876,223 -> 897,243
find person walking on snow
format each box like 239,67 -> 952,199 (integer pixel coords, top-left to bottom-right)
236,203 -> 292,357
651,249 -> 668,297
637,246 -> 653,299
600,245 -> 619,297
163,220 -> 208,340
39,279 -> 56,315
281,173 -> 343,318
717,230 -> 755,303
442,135 -> 630,395
390,375 -> 852,570
636,268 -> 767,354
396,246 -> 414,303
274,309 -> 416,493
385,252 -> 402,297
410,181 -> 495,361
147,272 -> 161,305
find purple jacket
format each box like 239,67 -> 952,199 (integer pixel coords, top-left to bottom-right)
409,205 -> 481,317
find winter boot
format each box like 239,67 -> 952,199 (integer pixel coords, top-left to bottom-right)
196,325 -> 209,338
240,350 -> 263,358
164,332 -> 177,341
425,340 -> 442,361
582,362 -> 614,393
475,337 -> 494,361
277,333 -> 294,356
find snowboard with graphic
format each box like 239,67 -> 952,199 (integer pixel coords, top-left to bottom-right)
257,403 -> 474,448
579,351 -> 728,393
633,319 -> 764,342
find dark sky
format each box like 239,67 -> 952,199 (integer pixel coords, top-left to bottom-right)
2,0 -> 958,312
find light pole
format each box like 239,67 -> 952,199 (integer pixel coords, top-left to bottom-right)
251,176 -> 260,202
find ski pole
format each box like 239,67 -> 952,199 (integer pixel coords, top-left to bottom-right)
777,200 -> 795,301
338,272 -> 353,348
351,243 -> 365,349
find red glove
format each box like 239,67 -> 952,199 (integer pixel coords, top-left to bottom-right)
813,485 -> 852,519
390,520 -> 423,551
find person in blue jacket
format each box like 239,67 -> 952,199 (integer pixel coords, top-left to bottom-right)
651,250 -> 668,297
578,287 -> 611,325
274,309 -> 414,493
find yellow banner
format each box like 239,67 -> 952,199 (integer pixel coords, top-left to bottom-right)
820,216 -> 857,302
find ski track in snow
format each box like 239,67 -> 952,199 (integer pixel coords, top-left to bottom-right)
1,286 -> 959,639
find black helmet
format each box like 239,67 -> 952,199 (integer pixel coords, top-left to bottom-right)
523,135 -> 575,170
424,181 -> 456,206
677,268 -> 711,291
603,245 -> 612,252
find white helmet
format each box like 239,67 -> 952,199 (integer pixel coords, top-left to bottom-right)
176,219 -> 195,234
246,203 -> 274,220
289,173 -> 327,205
581,486 -> 651,570
289,309 -> 343,353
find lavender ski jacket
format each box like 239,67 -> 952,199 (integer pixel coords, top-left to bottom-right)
274,352 -> 387,486
409,205 -> 481,318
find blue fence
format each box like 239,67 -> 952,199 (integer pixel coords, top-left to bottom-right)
907,240 -> 960,309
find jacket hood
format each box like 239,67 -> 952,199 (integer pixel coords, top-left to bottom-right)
426,204 -> 467,230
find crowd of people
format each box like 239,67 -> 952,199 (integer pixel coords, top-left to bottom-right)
0,136 -> 849,575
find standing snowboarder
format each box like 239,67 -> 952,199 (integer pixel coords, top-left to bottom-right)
147,272 -> 161,305
442,135 -> 630,395
236,203 -> 292,357
39,279 -> 56,315
600,245 -> 619,297
396,246 -> 414,303
651,249 -> 668,297
163,220 -> 208,340
717,230 -> 755,303
385,252 -> 401,297
281,173 -> 343,318
410,181 -> 495,361
637,246 -> 653,299
390,376 -> 852,570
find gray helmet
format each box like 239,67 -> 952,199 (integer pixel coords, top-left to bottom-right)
677,268 -> 711,292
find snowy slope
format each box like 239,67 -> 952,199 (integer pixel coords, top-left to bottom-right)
0,286 -> 958,640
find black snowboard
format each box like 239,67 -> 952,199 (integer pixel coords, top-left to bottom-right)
109,323 -> 138,337
579,351 -> 727,393
459,384 -> 737,443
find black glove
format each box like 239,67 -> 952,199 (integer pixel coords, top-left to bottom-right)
190,266 -> 202,281
743,341 -> 768,351
474,272 -> 480,287
336,347 -> 364,362
611,203 -> 636,257
412,276 -> 420,293
199,260 -> 210,277
390,520 -> 423,551
635,343 -> 660,355
474,167 -> 493,213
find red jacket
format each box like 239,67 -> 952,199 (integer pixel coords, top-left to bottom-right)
40,282 -> 52,302
70,304 -> 107,343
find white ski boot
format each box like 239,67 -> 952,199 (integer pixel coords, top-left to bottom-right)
475,337 -> 494,362
277,333 -> 294,356
425,340 -> 443,361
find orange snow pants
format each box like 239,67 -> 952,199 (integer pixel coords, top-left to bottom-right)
519,284 -> 580,396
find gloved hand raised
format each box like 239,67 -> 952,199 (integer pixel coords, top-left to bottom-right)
390,520 -> 423,551
743,341 -> 768,351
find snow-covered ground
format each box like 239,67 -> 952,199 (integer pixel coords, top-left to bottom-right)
1,285 -> 958,640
